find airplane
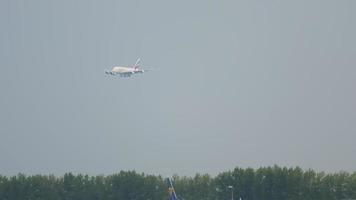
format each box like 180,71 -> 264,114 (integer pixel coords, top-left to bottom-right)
105,58 -> 146,77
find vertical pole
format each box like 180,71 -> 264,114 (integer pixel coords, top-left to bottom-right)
228,186 -> 233,200
168,178 -> 178,200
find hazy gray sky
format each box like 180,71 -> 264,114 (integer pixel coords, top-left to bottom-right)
1,0 -> 355,176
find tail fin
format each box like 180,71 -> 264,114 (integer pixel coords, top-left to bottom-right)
134,58 -> 141,69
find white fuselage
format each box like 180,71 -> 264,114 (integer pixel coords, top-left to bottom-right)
112,66 -> 137,73
106,66 -> 144,77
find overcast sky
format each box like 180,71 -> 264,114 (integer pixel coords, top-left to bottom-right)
1,0 -> 355,177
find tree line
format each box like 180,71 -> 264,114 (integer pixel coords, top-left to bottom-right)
0,165 -> 355,200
